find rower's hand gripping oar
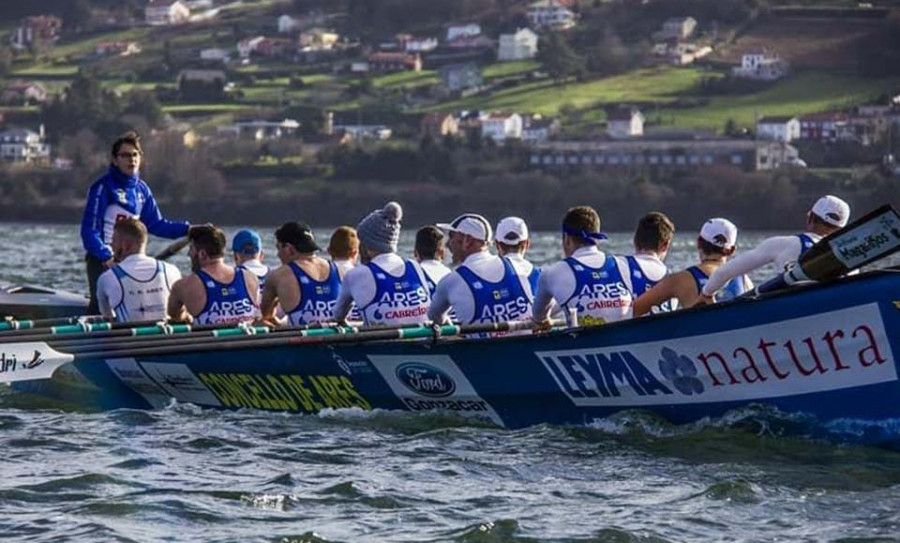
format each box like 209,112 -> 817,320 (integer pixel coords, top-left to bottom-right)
0,342 -> 73,383
154,237 -> 190,261
754,204 -> 900,296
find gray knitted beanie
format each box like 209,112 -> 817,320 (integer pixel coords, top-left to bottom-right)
357,201 -> 402,254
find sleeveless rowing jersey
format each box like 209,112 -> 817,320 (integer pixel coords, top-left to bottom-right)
110,261 -> 172,322
456,257 -> 532,326
624,255 -> 674,312
686,266 -> 751,302
237,260 -> 269,292
797,233 -> 816,257
360,260 -> 430,326
193,269 -> 258,325
562,255 -> 632,326
286,261 -> 340,326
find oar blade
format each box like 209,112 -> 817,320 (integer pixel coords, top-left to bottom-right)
0,343 -> 74,384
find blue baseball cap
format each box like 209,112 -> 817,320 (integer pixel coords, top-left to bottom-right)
232,229 -> 262,255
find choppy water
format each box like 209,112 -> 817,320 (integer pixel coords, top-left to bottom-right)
1,223 -> 900,543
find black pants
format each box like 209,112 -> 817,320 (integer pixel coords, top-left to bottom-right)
85,254 -> 106,315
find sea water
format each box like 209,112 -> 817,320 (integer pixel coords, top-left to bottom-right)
1,224 -> 899,543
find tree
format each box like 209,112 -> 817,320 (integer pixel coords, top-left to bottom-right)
0,47 -> 12,76
537,32 -> 585,85
123,91 -> 165,128
41,68 -> 123,141
62,0 -> 93,34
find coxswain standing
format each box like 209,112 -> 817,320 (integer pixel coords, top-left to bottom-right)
260,222 -> 340,327
232,229 -> 269,291
96,218 -> 181,323
167,225 -> 259,325
633,218 -> 751,316
698,195 -> 850,304
532,206 -> 634,328
333,202 -> 431,327
81,131 -> 190,314
428,213 -> 534,334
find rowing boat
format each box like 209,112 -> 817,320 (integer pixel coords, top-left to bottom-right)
4,205 -> 900,444
4,266 -> 898,444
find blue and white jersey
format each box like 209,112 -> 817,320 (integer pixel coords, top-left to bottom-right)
237,260 -> 269,292
360,259 -> 430,327
624,254 -> 673,312
562,254 -> 632,326
80,165 -> 189,261
797,233 -> 816,257
456,257 -> 532,326
286,261 -> 340,326
193,269 -> 258,325
687,266 -> 752,302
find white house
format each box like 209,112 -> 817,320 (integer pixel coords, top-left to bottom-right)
607,107 -> 644,138
446,24 -> 481,42
481,113 -> 523,142
404,37 -> 438,53
200,47 -> 231,63
526,0 -> 576,30
0,126 -> 50,164
145,0 -> 190,26
522,116 -> 560,144
327,112 -> 392,140
756,116 -> 800,142
278,14 -> 300,33
732,51 -> 789,81
238,36 -> 265,59
498,28 -> 538,61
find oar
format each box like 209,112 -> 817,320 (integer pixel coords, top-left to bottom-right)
0,315 -> 108,332
154,238 -> 190,261
753,204 -> 900,296
0,319 -> 550,384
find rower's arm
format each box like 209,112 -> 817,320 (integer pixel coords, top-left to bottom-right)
332,278 -> 354,322
80,182 -> 113,261
260,272 -> 281,321
531,270 -> 555,323
702,238 -> 784,296
166,278 -> 190,322
426,275 -> 453,324
95,270 -> 117,319
633,273 -> 681,317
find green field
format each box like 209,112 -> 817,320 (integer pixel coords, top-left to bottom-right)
372,70 -> 438,89
425,66 -> 707,114
655,71 -> 900,130
483,60 -> 540,79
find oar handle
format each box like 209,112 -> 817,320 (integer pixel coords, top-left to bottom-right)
154,238 -> 190,261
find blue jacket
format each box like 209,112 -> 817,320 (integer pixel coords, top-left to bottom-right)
81,165 -> 190,261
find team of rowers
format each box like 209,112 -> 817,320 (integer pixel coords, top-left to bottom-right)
81,132 -> 852,332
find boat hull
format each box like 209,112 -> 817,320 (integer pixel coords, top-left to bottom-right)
13,270 -> 900,442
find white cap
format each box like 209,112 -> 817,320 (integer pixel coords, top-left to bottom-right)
700,218 -> 738,249
495,216 -> 529,244
437,213 -> 493,242
811,195 -> 850,228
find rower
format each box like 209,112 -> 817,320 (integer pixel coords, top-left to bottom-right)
96,218 -> 182,323
699,195 -> 850,304
494,216 -> 540,298
327,226 -> 359,276
333,202 -> 431,326
622,211 -> 674,312
260,222 -> 339,327
167,225 -> 259,325
414,226 -> 452,296
81,131 -> 190,314
232,229 -> 269,291
428,213 -> 534,335
533,206 -> 633,328
633,218 -> 752,316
